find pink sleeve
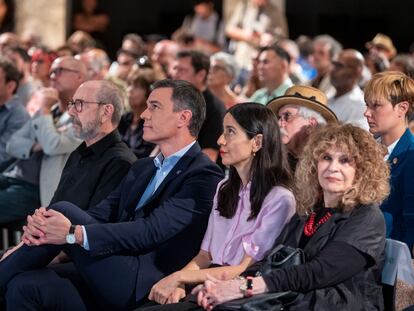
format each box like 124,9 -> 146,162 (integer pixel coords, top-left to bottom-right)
242,188 -> 296,261
200,179 -> 225,251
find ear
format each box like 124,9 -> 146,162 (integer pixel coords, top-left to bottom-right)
308,117 -> 319,128
177,109 -> 193,129
195,69 -> 207,85
252,134 -> 263,153
397,101 -> 409,117
101,104 -> 114,123
5,80 -> 16,95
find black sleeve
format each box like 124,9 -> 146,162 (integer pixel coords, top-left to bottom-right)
262,241 -> 369,293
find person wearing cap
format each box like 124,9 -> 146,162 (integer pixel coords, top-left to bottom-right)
366,33 -> 397,61
267,85 -> 337,171
250,44 -> 293,105
364,71 -> 414,250
328,49 -> 369,130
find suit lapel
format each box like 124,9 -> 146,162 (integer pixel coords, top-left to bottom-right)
137,143 -> 201,212
121,162 -> 157,220
388,129 -> 414,172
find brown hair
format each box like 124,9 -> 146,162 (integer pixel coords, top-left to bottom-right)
295,123 -> 390,215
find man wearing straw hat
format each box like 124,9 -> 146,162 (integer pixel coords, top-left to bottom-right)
267,85 -> 338,171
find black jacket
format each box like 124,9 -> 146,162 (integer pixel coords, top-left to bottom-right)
249,204 -> 386,310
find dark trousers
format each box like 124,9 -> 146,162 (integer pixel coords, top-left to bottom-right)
137,300 -> 202,311
0,175 -> 40,225
0,201 -> 139,311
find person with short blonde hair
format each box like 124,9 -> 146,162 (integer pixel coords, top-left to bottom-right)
364,71 -> 414,249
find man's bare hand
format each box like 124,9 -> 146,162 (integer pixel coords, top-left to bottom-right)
36,87 -> 59,114
23,208 -> 71,246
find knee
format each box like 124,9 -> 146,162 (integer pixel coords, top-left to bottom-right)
48,201 -> 78,217
6,271 -> 40,303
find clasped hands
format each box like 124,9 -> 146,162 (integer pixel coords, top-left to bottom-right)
149,273 -> 243,310
22,207 -> 71,246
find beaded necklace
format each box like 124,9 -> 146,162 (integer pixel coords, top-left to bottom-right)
303,209 -> 333,236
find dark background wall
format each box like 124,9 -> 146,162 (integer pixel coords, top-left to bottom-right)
70,0 -> 413,59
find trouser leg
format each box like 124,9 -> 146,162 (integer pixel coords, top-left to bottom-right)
5,268 -> 87,311
0,176 -> 40,225
0,201 -> 96,294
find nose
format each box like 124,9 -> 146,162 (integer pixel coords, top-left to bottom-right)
49,71 -> 56,80
68,104 -> 76,117
327,159 -> 340,172
363,106 -> 371,118
217,133 -> 225,146
140,107 -> 150,120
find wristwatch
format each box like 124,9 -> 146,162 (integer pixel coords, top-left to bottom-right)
65,225 -> 76,244
239,276 -> 253,297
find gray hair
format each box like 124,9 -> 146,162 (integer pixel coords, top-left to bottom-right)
297,105 -> 327,125
210,52 -> 239,80
95,80 -> 125,125
314,34 -> 343,59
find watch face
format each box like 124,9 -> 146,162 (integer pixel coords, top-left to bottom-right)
66,234 -> 76,244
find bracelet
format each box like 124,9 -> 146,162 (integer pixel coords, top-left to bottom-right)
239,276 -> 253,297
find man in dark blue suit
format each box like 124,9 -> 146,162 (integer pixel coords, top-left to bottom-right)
0,79 -> 224,310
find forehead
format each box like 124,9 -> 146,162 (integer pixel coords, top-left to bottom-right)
148,87 -> 173,104
73,83 -> 98,99
118,53 -> 134,61
259,50 -> 279,61
313,41 -> 330,52
51,58 -> 69,69
175,57 -> 193,68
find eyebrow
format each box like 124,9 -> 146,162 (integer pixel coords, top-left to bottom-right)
147,99 -> 162,106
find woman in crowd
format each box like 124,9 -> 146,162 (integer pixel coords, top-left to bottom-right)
142,103 -> 296,308
118,68 -> 156,158
30,46 -> 56,88
207,52 -> 242,109
364,71 -> 414,250
193,123 -> 390,310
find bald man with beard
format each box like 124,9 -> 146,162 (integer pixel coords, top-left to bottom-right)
1,57 -> 87,225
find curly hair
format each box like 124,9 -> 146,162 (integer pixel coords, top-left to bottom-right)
295,123 -> 390,215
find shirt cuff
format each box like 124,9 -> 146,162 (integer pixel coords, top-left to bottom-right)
81,225 -> 90,250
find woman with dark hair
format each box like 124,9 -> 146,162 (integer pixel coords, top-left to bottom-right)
141,103 -> 295,308
118,68 -> 156,158
195,123 -> 390,310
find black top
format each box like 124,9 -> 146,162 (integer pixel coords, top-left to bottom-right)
50,130 -> 137,210
248,204 -> 386,310
198,89 -> 226,151
118,112 -> 155,159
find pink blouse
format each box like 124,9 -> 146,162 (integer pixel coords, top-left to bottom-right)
201,180 -> 296,266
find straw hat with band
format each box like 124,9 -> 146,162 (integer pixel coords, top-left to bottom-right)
266,85 -> 338,123
365,33 -> 396,57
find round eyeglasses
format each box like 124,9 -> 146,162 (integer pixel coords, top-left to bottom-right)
68,99 -> 105,113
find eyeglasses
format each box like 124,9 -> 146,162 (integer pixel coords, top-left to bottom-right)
68,99 -> 105,113
277,112 -> 301,123
49,67 -> 79,77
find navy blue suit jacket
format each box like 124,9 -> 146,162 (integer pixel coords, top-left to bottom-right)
82,142 -> 223,302
381,128 -> 414,250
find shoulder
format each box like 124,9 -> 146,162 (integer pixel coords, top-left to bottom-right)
265,185 -> 295,201
333,204 -> 386,258
105,140 -> 137,164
